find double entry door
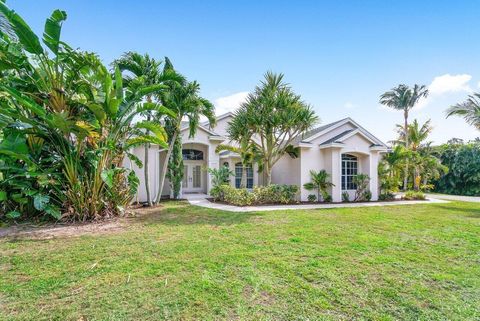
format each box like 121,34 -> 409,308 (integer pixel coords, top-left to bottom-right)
182,162 -> 203,193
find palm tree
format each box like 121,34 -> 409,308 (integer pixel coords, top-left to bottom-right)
446,93 -> 480,130
303,170 -> 334,202
113,52 -> 181,206
379,84 -> 429,190
229,72 -> 318,185
153,79 -> 215,204
215,138 -> 259,188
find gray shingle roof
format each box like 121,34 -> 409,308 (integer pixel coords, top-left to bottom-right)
319,129 -> 354,145
294,118 -> 347,144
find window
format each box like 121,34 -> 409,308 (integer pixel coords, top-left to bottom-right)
182,149 -> 203,160
342,154 -> 358,190
235,162 -> 253,188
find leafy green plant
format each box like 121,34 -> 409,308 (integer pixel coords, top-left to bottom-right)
353,174 -> 371,202
303,170 -> 334,202
207,166 -> 234,201
379,192 -> 395,201
307,194 -> 317,202
403,190 -> 426,200
342,191 -> 350,202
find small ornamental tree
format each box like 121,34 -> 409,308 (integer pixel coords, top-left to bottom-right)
228,72 -> 318,185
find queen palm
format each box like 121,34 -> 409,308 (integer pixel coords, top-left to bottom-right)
153,79 -> 215,204
446,93 -> 480,130
379,84 -> 429,190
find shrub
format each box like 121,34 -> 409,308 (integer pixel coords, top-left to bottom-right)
403,190 -> 426,200
342,191 -> 350,202
216,184 -> 299,206
253,184 -> 298,204
222,185 -> 255,206
323,194 -> 332,202
307,194 -> 317,202
379,192 -> 395,201
207,167 -> 234,201
353,174 -> 371,201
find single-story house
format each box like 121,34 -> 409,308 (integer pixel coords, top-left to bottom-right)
127,112 -> 388,202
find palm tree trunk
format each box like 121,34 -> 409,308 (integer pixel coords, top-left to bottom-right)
154,130 -> 178,204
144,114 -> 152,206
144,143 -> 152,206
403,111 -> 409,191
317,188 -> 321,203
265,164 -> 272,186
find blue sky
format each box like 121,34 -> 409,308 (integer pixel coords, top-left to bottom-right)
10,0 -> 480,143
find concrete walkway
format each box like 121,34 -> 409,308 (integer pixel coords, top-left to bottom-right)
426,193 -> 480,203
185,193 -> 448,212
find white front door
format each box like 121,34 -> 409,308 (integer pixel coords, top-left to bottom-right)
182,163 -> 203,193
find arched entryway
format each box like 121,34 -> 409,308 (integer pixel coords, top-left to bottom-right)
181,143 -> 208,194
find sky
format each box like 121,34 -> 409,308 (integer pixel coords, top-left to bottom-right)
9,0 -> 480,144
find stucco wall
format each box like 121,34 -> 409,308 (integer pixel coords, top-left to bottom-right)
271,154 -> 301,186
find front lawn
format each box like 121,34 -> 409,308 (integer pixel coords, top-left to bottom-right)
1,202 -> 479,320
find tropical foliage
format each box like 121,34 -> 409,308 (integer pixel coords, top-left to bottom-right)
379,84 -> 429,190
0,4 -> 171,220
431,139 -> 480,196
207,166 -> 234,201
228,72 -> 318,185
214,184 -> 299,206
446,93 -> 480,130
303,170 -> 334,202
154,73 -> 215,204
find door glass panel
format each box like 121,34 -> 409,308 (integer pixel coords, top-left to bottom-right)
193,165 -> 201,188
182,165 -> 188,188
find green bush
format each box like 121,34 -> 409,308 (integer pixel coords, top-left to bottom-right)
222,185 -> 255,206
379,192 -> 395,201
342,191 -> 350,202
403,190 -> 426,200
215,184 -> 299,206
307,194 -> 317,202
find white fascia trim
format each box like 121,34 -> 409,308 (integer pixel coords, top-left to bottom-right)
298,142 -> 313,148
370,146 -> 388,152
318,142 -> 345,149
180,124 -> 219,137
209,135 -> 226,141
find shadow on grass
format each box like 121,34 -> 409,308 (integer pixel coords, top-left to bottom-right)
433,203 -> 480,218
134,200 -> 263,226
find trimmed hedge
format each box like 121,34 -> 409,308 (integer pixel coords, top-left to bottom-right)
213,184 -> 299,206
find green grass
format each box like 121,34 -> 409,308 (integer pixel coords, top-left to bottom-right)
1,201 -> 479,320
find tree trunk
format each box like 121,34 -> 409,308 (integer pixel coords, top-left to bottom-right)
241,164 -> 247,188
265,163 -> 272,186
144,114 -> 152,206
403,111 -> 409,191
317,188 -> 321,203
154,130 -> 178,204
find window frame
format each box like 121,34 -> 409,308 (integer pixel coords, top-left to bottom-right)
341,154 -> 358,190
234,162 -> 254,189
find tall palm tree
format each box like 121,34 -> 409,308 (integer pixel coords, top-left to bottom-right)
113,52 -> 181,206
153,79 -> 215,204
446,93 -> 480,130
379,84 -> 429,190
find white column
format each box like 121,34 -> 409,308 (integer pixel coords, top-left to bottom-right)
207,143 -> 219,194
331,149 -> 342,202
369,151 -> 379,201
253,162 -> 259,187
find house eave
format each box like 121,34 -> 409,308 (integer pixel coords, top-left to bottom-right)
319,142 -> 344,149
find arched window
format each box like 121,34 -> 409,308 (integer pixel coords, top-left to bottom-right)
235,162 -> 253,188
342,154 -> 358,190
182,149 -> 203,161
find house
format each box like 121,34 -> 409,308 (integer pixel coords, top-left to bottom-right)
127,113 -> 388,202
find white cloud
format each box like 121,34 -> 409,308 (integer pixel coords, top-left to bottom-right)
213,91 -> 249,115
344,101 -> 356,109
415,73 -> 472,109
428,74 -> 472,95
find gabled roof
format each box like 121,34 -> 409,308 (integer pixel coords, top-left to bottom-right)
300,117 -> 387,148
294,118 -> 347,144
319,129 -> 355,145
201,111 -> 234,127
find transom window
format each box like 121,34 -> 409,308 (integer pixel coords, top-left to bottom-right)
342,154 -> 358,190
235,162 -> 253,189
182,149 -> 203,161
